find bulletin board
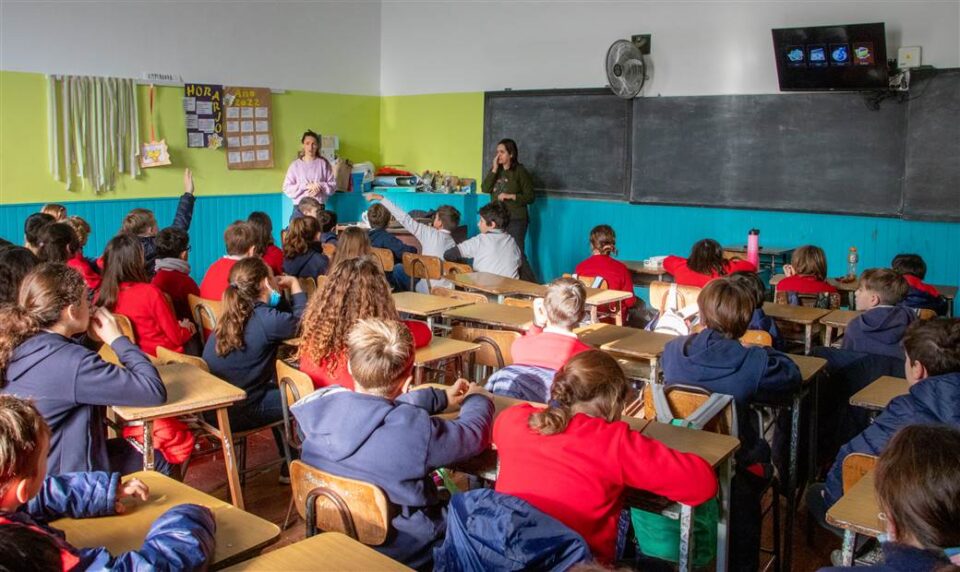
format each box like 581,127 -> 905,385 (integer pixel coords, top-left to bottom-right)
224,86 -> 274,169
183,83 -> 223,148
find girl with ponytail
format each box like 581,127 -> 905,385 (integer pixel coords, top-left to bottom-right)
574,224 -> 636,324
0,263 -> 167,475
202,258 -> 306,470
492,350 -> 718,565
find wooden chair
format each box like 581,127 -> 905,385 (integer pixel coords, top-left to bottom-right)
403,253 -> 442,291
276,359 -> 317,529
773,289 -> 841,310
155,346 -> 210,372
371,247 -> 395,272
841,453 -> 878,494
443,260 -> 473,280
918,308 -> 937,320
431,286 -> 488,305
563,273 -> 608,289
298,277 -> 317,298
502,297 -> 533,308
187,294 -> 222,343
740,329 -> 774,347
649,281 -> 701,313
322,243 -> 336,258
450,325 -> 520,379
290,460 -> 392,543
97,313 -> 137,366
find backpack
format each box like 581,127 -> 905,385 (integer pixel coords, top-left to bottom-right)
649,283 -> 699,336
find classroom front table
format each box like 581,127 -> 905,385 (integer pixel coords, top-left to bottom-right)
223,532 -> 411,571
762,302 -> 833,354
53,471 -> 280,570
113,364 -> 248,508
849,376 -> 908,411
392,291 -> 476,328
826,471 -> 883,566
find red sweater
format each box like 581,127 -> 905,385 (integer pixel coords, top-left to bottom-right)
776,274 -> 837,294
903,274 -> 940,296
67,252 -> 101,292
575,254 -> 636,321
152,268 -> 200,321
494,404 -> 718,564
113,282 -> 193,356
199,257 -> 238,301
263,245 -> 285,277
663,255 -> 756,288
511,328 -> 592,371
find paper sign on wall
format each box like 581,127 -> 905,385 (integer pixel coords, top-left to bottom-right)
223,86 -> 273,169
183,84 -> 223,149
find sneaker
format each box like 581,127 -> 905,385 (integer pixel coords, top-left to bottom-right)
278,462 -> 290,485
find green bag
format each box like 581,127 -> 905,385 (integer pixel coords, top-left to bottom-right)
631,495 -> 719,568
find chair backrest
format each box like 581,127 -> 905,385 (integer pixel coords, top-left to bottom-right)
841,453 -> 878,493
773,289 -> 841,310
443,260 -> 473,279
298,277 -> 317,298
290,460 -> 391,545
371,247 -> 395,272
649,281 -> 701,313
97,313 -> 137,365
502,297 -> 533,308
431,286 -> 488,305
740,329 -> 773,347
276,359 -> 315,411
155,346 -> 210,372
403,253 -> 442,280
450,325 -> 520,369
563,273 -> 608,290
917,308 -> 937,320
187,294 -> 222,342
642,383 -> 736,436
322,243 -> 336,258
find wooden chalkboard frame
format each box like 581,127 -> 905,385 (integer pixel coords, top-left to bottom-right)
482,88 -> 633,202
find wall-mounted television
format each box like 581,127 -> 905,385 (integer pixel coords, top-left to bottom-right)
772,23 -> 888,91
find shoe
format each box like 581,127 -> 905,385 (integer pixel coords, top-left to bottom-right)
278,462 -> 290,485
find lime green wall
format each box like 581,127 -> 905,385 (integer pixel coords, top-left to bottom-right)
0,71 -> 379,204
379,92 -> 484,182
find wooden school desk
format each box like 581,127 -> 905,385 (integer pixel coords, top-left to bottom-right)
441,302 -> 534,332
223,532 -> 411,571
412,337 -> 480,384
621,260 -> 672,286
600,330 -> 676,382
722,245 -> 795,274
582,288 -> 635,325
820,309 -> 862,346
574,323 -> 643,348
850,376 -> 909,411
112,364 -> 248,508
762,302 -> 833,354
53,471 -> 280,570
826,471 -> 883,567
451,271 -> 539,302
392,291 -> 475,328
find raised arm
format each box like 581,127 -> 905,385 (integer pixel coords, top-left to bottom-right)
171,169 -> 197,231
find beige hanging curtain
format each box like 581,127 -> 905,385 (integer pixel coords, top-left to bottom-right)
47,75 -> 140,193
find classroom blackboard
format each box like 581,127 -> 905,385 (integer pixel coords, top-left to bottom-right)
482,89 -> 631,201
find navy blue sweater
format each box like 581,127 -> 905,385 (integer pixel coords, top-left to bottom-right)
292,386 -> 494,570
823,371 -> 960,507
283,248 -> 329,279
203,292 -> 307,399
900,288 -> 948,316
143,192 -> 195,277
369,228 -> 417,263
1,332 -> 166,474
749,308 -> 784,350
662,328 -> 801,466
818,542 -> 952,572
842,306 -> 915,360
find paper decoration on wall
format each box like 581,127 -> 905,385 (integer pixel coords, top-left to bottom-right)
183,83 -> 223,149
223,86 -> 273,169
140,85 -> 171,168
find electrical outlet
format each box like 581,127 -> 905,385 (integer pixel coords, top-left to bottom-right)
897,46 -> 921,69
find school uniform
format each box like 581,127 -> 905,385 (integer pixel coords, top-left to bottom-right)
511,326 -> 592,371
662,256 -> 757,288
283,247 -> 329,279
369,227 -> 416,290
112,281 -> 193,356
817,542 -> 953,572
152,257 -> 200,321
749,307 -> 784,350
1,332 -> 166,475
379,198 -> 456,258
493,403 -> 718,564
0,473 -> 215,571
262,244 -> 285,276
575,254 -> 637,322
67,251 -> 101,291
143,192 -> 195,276
842,306 -> 916,360
199,256 -> 241,300
777,274 -> 838,294
292,386 -> 494,570
446,229 -> 521,279
900,274 -> 948,316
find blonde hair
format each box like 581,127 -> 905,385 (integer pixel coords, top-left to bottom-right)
347,318 -> 415,395
331,226 -> 371,268
544,277 -> 586,329
791,245 -> 828,281
40,204 -> 66,221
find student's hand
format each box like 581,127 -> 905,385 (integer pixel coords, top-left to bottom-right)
306,181 -> 320,195
179,319 -> 197,334
183,168 -> 195,195
115,478 -> 150,514
783,264 -> 796,277
444,378 -> 472,408
275,275 -> 299,292
364,193 -> 384,202
90,307 -> 123,345
490,155 -> 500,173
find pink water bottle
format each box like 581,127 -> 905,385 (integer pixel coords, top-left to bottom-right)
747,229 -> 760,269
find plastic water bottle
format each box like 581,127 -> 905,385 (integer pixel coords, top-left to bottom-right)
747,229 -> 760,269
847,247 -> 859,279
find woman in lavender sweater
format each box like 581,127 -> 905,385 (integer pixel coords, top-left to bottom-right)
283,130 -> 337,218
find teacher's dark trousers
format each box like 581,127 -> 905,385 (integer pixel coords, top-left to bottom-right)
505,217 -> 537,282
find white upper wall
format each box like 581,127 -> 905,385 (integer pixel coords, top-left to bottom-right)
380,1 -> 960,96
0,1 -> 382,95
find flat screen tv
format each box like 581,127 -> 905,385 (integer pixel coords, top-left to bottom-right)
772,23 -> 888,91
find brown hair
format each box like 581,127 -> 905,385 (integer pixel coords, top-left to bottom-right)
497,138 -> 520,165
728,271 -> 766,310
544,277 -> 586,329
903,318 -> 960,377
299,257 -> 398,375
317,209 -> 337,233
247,211 -> 275,247
875,424 -> 960,552
367,203 -> 391,230
223,221 -> 258,256
98,233 -> 148,310
687,238 -> 726,276
297,130 -> 321,160
347,318 -> 415,395
214,258 -> 271,357
24,214 -> 54,250
331,227 -> 371,268
40,204 -> 66,221
298,197 -> 323,219
698,277 -> 754,339
0,395 -> 50,497
0,264 -> 86,383
36,222 -> 79,263
791,245 -> 829,281
528,350 -> 628,435
589,224 -> 617,256
435,205 -> 461,231
283,216 -> 320,259
121,208 -> 157,236
0,248 -> 39,306
65,216 -> 91,247
891,254 -> 927,280
860,268 -> 909,305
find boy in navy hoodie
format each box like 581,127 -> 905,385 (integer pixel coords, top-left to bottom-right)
843,269 -> 915,359
662,277 -> 800,572
292,318 -> 494,570
891,254 -> 949,316
366,203 -> 416,291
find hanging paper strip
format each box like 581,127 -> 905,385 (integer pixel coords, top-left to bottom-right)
223,86 -> 273,169
141,84 -> 171,168
183,83 -> 223,149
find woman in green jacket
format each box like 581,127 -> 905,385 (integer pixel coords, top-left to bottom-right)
481,138 -> 536,281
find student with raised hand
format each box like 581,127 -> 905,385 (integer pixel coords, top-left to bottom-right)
151,226 -> 200,322
365,193 -> 460,258
365,202 -> 417,291
0,395 -> 216,570
444,201 -> 521,279
120,168 -> 196,276
282,215 -> 329,280
663,238 -> 756,288
0,263 -> 168,475
494,350 -> 718,565
574,224 -> 636,323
